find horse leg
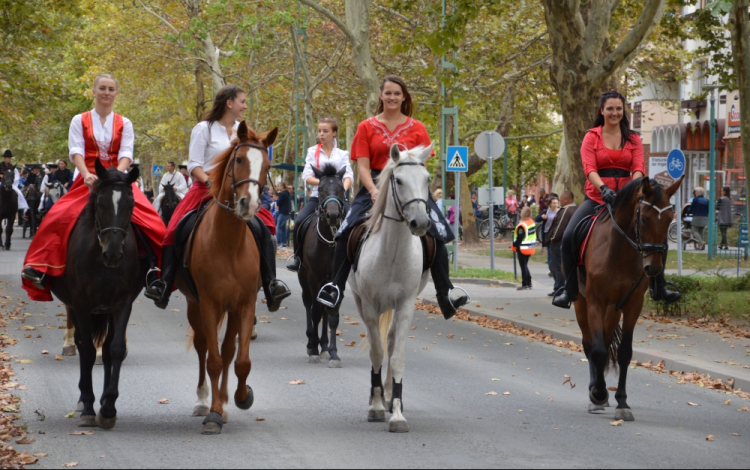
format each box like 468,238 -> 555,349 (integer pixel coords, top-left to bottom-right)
575,297 -> 606,412
586,299 -> 610,409
385,305 -> 412,433
5,214 -> 12,250
233,303 -> 255,411
614,299 -> 643,422
73,312 -> 97,427
319,304 -> 330,361
359,296 -> 386,423
98,311 -> 129,429
219,312 -> 239,422
326,307 -> 341,368
201,302 -> 225,435
303,290 -> 320,362
188,302 -> 210,417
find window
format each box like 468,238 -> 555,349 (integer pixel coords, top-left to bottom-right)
633,102 -> 642,129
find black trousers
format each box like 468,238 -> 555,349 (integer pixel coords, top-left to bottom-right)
518,254 -> 532,287
247,217 -> 278,299
549,244 -> 564,291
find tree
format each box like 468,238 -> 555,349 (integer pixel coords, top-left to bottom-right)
541,0 -> 668,200
727,0 -> 750,219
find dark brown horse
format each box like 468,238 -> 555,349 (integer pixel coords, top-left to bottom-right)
0,168 -> 18,250
49,160 -> 145,429
177,122 -> 276,435
575,177 -> 682,422
160,181 -> 180,227
297,165 -> 347,367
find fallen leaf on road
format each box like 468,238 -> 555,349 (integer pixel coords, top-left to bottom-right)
289,380 -> 307,385
359,333 -> 366,338
69,431 -> 94,436
344,321 -> 360,325
496,307 -> 504,310
485,392 -> 497,396
65,412 -> 76,418
687,402 -> 700,407
15,436 -> 35,444
55,355 -> 64,361
41,350 -> 49,355
610,420 -> 624,426
491,378 -> 501,382
564,375 -> 570,378
608,387 -> 617,392
63,462 -> 78,467
731,433 -> 740,436
16,359 -> 32,364
580,359 -> 588,362
447,334 -> 455,338
171,309 -> 180,312
502,392 -> 511,396
408,336 -> 415,339
345,341 -> 356,347
706,435 -> 714,441
411,326 -> 417,330
533,313 -> 541,317
738,407 -> 750,412
563,379 -> 576,389
256,417 -> 265,422
17,453 -> 38,465
33,454 -> 48,458
158,399 -> 169,404
724,400 -> 732,406
21,326 -> 35,331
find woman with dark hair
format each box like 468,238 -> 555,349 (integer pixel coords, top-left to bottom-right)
145,84 -> 291,311
717,186 -> 733,249
553,90 -> 680,309
316,76 -> 469,319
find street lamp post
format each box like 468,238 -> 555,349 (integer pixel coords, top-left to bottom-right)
702,84 -> 722,260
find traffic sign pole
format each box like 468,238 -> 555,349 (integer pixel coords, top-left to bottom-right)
488,135 -> 495,273
668,149 -> 687,276
474,132 -> 505,274
446,146 -> 469,273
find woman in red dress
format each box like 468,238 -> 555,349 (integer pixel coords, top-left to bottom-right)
317,76 -> 469,319
552,90 -> 680,309
22,74 -> 166,301
144,85 -> 290,311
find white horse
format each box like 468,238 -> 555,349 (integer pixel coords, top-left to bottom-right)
350,144 -> 433,433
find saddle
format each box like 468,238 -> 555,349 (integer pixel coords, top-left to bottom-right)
347,223 -> 436,273
573,206 -> 607,267
294,213 -> 317,250
174,203 -> 211,301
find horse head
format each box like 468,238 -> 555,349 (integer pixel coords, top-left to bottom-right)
47,181 -> 66,204
93,159 -> 139,268
210,121 -> 276,221
313,165 -> 347,229
2,168 -> 15,191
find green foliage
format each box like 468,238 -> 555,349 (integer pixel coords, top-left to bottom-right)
652,273 -> 750,317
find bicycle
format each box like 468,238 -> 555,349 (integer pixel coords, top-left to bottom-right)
478,209 -> 516,239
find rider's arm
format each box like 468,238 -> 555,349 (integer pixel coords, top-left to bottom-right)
358,158 -> 378,200
342,155 -> 354,192
117,118 -> 135,172
301,147 -> 319,186
188,123 -> 210,185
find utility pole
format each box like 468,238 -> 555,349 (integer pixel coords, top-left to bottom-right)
703,84 -> 721,260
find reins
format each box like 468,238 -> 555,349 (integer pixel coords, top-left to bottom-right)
214,142 -> 268,216
383,162 -> 430,224
315,178 -> 345,247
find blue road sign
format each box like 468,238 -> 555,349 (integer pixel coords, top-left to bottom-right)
268,145 -> 273,162
667,149 -> 686,179
152,165 -> 164,178
446,146 -> 469,172
740,224 -> 749,247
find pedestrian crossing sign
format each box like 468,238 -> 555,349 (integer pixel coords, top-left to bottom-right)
446,146 -> 468,172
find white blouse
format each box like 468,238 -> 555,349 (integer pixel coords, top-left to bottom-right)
69,109 -> 134,163
187,121 -> 239,177
301,141 -> 353,199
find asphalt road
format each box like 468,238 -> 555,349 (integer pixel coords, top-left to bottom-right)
1,231 -> 748,468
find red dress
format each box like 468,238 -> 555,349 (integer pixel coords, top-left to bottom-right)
582,127 -> 645,204
23,111 -> 166,302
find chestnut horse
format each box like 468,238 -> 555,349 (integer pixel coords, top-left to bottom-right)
575,177 -> 682,422
177,122 -> 276,435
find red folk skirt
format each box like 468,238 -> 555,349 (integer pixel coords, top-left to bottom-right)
163,182 -> 276,246
23,177 -> 166,302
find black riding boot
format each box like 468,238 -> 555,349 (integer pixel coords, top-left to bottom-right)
552,251 -> 578,309
649,248 -> 681,304
317,239 -> 350,308
248,218 -> 291,312
431,242 -> 469,320
145,245 -> 177,310
286,221 -> 309,273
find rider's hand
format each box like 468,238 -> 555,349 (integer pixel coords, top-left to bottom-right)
83,172 -> 98,188
370,187 -> 380,202
600,185 -> 617,205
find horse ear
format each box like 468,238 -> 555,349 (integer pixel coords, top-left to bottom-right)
94,159 -> 108,180
311,166 -> 323,180
666,175 -> 684,198
336,167 -> 347,180
237,121 -> 249,142
641,177 -> 653,198
390,144 -> 401,163
421,144 -> 434,164
127,166 -> 140,185
262,127 -> 279,147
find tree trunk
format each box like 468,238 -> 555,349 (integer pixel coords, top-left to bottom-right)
729,0 -> 750,221
194,65 -> 206,123
200,32 -> 227,92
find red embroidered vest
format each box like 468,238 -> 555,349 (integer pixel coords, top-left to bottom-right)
81,111 -> 124,173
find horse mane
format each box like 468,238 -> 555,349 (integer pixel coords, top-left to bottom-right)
318,164 -> 341,178
611,177 -> 663,213
366,146 -> 427,233
206,128 -> 264,200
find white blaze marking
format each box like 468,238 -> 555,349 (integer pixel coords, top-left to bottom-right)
112,191 -> 122,216
246,148 -> 264,207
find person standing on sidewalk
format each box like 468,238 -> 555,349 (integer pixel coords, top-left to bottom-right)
513,207 -> 536,290
689,187 -> 709,249
276,182 -> 292,248
547,191 -> 577,296
506,190 -> 519,224
717,186 -> 733,250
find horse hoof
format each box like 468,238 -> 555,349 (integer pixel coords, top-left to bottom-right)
389,420 -> 409,433
76,401 -> 84,413
202,411 -> 224,435
368,410 -> 386,422
78,414 -> 96,427
193,405 -> 210,417
328,360 -> 342,369
615,408 -> 634,422
320,351 -> 331,361
588,403 -> 606,413
308,355 -> 321,364
95,356 -> 103,366
235,385 -> 254,411
589,388 -> 609,407
251,327 -> 258,341
62,346 -> 77,357
96,412 -> 117,430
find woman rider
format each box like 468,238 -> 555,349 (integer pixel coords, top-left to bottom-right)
552,90 -> 681,309
286,117 -> 353,272
316,76 -> 469,319
22,74 -> 166,301
145,85 -> 291,311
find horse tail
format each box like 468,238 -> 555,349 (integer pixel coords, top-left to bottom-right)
607,324 -> 622,371
379,309 -> 394,354
92,315 -> 109,350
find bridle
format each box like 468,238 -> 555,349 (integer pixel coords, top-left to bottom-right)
214,142 -> 267,214
95,181 -> 131,246
316,180 -> 345,246
382,162 -> 430,224
607,194 -> 672,261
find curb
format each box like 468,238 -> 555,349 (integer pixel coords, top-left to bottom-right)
423,299 -> 750,393
446,278 -> 518,288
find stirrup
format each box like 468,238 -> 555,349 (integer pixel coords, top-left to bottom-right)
449,286 -> 472,304
317,283 -> 340,309
22,268 -> 46,290
146,267 -> 161,285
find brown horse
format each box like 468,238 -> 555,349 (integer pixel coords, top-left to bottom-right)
176,122 -> 276,435
575,177 -> 682,422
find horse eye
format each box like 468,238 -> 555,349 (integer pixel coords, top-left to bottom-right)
396,178 -> 402,185
236,157 -> 243,164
